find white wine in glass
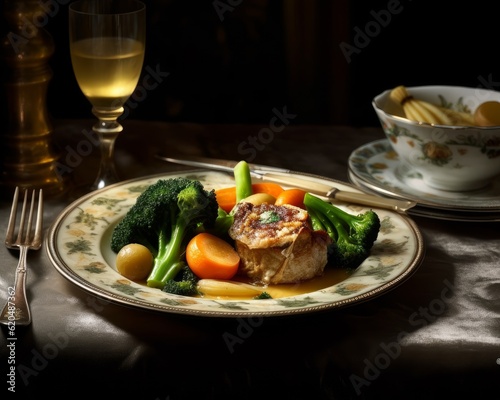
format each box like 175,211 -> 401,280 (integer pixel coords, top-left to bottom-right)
69,0 -> 146,191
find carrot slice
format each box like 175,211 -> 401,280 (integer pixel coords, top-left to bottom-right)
274,188 -> 307,209
186,233 -> 240,280
215,182 -> 284,212
214,186 -> 238,213
251,182 -> 284,198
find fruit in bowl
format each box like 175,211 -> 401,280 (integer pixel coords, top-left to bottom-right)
372,85 -> 500,191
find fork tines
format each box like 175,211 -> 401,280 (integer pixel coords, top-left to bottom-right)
5,187 -> 43,249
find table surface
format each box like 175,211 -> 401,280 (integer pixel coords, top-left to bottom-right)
1,119 -> 499,399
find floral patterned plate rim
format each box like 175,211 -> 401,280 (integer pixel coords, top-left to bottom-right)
349,139 -> 500,212
349,171 -> 500,222
46,170 -> 424,318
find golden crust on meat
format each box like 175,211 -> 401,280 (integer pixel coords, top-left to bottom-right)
229,202 -> 330,284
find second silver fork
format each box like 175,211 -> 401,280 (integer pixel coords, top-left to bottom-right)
0,187 -> 44,326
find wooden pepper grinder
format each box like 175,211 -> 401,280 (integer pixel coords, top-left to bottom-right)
0,0 -> 65,198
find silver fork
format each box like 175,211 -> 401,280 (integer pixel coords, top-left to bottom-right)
0,187 -> 43,326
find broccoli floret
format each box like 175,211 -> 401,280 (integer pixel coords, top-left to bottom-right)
304,192 -> 380,269
110,177 -> 218,289
254,291 -> 273,300
162,263 -> 200,296
194,206 -> 236,247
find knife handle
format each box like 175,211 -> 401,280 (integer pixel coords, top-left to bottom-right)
330,189 -> 416,212
260,172 -> 416,213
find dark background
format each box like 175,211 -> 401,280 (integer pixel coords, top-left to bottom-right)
4,0 -> 500,127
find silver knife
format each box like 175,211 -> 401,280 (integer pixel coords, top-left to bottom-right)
156,154 -> 417,213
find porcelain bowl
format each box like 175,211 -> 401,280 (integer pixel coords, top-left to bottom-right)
372,85 -> 500,191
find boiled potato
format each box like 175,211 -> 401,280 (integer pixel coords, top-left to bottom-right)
116,243 -> 154,281
241,193 -> 276,206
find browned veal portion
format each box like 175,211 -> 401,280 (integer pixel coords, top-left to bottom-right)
229,202 -> 331,285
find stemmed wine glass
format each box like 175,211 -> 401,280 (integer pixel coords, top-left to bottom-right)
69,0 -> 146,191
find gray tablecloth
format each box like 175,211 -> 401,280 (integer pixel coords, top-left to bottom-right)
1,120 -> 499,399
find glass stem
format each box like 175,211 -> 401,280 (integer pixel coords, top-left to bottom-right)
91,106 -> 124,190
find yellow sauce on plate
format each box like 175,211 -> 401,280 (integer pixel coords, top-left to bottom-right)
200,267 -> 352,300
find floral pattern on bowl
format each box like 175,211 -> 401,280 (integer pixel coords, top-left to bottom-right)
383,118 -> 500,167
46,170 -> 424,317
348,139 -> 500,214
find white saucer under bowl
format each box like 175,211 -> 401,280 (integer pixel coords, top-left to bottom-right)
348,139 -> 500,217
349,171 -> 500,222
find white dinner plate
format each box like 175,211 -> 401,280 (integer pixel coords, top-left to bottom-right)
348,139 -> 500,214
46,170 -> 424,318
